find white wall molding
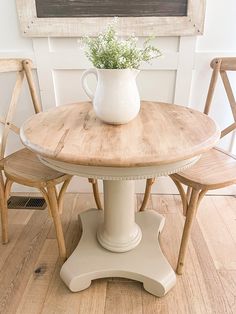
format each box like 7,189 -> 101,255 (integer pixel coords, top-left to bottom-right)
1,0 -> 236,195
33,38 -> 57,109
174,36 -> 197,106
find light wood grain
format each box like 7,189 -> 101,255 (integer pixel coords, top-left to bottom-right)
0,58 -> 72,261
47,186 -> 66,260
16,239 -> 59,314
220,70 -> 236,122
170,57 -> 236,274
0,210 -> 51,314
16,0 -> 205,37
21,101 -> 220,167
190,219 -> 232,313
197,197 -> 236,270
40,194 -> 107,314
0,224 -> 24,270
139,178 -> 155,211
0,173 -> 8,243
4,148 -> 68,188
176,188 -> 200,274
218,270 -> 236,313
159,197 -> 211,314
8,209 -> 34,226
204,58 -> 222,115
23,59 -> 42,114
174,147 -> 236,190
0,70 -> 25,159
88,178 -> 103,210
0,193 -> 235,313
216,196 -> 236,243
0,59 -> 102,219
0,59 -> 24,73
211,57 -> 236,71
105,281 -> 142,314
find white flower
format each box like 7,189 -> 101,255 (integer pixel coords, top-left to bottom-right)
119,56 -> 126,63
82,17 -> 161,69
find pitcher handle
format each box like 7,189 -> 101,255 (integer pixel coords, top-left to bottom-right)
81,68 -> 98,101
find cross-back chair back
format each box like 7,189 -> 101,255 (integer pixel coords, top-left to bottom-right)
140,58 -> 236,213
0,59 -> 103,260
0,59 -> 73,260
0,59 -> 41,159
204,57 -> 236,139
168,57 -> 236,275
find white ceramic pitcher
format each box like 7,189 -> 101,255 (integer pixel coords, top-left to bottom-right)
81,68 -> 140,124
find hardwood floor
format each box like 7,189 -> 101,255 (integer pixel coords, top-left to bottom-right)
0,193 -> 235,314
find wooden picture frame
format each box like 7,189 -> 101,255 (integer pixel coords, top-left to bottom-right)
16,0 -> 206,37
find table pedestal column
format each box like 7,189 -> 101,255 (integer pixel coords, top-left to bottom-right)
60,180 -> 176,297
97,180 -> 142,252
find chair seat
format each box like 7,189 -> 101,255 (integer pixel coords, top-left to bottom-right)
3,148 -> 68,187
173,147 -> 236,189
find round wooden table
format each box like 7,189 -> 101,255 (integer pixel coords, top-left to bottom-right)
20,101 -> 220,297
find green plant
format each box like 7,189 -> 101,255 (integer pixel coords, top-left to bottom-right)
82,21 -> 162,69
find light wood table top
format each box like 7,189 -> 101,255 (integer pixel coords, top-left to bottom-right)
20,100 -> 221,297
20,101 -> 220,167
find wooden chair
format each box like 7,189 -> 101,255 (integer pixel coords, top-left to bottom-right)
0,59 -> 101,261
169,57 -> 236,274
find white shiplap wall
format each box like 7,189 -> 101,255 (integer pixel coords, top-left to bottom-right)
0,0 -> 236,194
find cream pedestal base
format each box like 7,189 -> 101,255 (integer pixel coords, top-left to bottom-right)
39,156 -> 199,297
60,208 -> 176,297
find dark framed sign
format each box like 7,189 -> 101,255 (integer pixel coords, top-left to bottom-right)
16,0 -> 205,37
35,0 -> 188,18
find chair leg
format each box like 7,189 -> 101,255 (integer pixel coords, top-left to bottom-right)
197,189 -> 208,209
39,187 -> 52,217
170,176 -> 188,216
186,186 -> 192,203
5,179 -> 13,200
88,178 -> 102,210
58,177 -> 72,214
140,178 -> 155,211
47,185 -> 66,261
0,173 -> 8,244
176,188 -> 200,275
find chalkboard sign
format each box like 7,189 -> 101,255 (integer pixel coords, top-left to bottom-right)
35,0 -> 188,18
16,0 -> 206,37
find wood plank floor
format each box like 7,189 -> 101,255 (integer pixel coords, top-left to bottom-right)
0,193 -> 236,314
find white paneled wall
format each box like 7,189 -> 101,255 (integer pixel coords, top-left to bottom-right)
0,0 -> 236,194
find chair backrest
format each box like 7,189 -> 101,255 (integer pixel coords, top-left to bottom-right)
204,57 -> 236,139
0,59 -> 42,159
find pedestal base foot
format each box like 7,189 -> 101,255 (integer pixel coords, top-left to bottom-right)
60,209 -> 176,297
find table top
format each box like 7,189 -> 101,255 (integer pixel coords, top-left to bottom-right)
20,101 -> 220,168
